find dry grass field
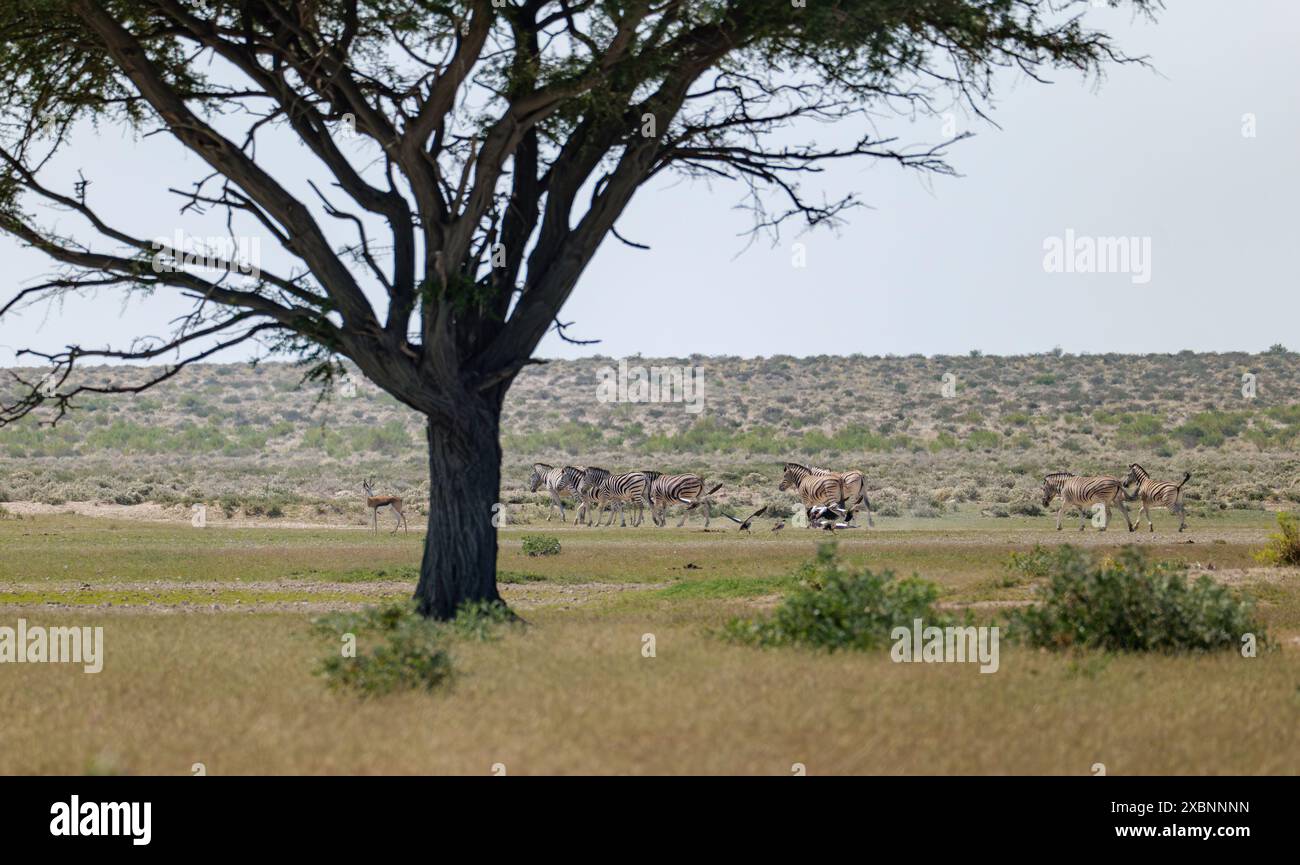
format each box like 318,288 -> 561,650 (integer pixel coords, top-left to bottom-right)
1,509 -> 1296,775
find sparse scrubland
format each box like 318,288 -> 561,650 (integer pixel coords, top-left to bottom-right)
1,350 -> 1298,522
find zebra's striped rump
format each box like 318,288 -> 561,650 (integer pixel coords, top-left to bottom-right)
780,462 -> 870,526
1123,463 -> 1192,532
576,467 -> 650,527
647,473 -> 719,528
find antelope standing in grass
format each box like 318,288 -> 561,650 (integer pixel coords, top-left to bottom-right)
363,478 -> 408,533
1123,464 -> 1192,532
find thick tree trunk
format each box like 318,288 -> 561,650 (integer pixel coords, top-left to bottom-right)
414,408 -> 504,620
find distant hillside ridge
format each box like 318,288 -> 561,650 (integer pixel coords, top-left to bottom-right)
1,349 -> 1297,515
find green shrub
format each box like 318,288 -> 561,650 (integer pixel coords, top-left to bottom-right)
1009,501 -> 1044,516
312,600 -> 514,697
313,602 -> 453,696
721,543 -> 951,651
446,600 -> 518,641
1173,410 -> 1248,449
521,535 -> 561,557
1254,512 -> 1300,566
1009,546 -> 1264,653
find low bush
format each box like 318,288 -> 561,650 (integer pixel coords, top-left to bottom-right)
1008,546 -> 1264,652
1254,512 -> 1300,566
721,543 -> 950,652
1006,544 -> 1056,579
313,602 -> 453,696
312,600 -> 514,697
521,535 -> 562,557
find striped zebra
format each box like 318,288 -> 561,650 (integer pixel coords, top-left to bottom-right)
1041,471 -> 1135,532
779,465 -> 849,526
782,462 -> 874,527
528,463 -> 585,523
1122,464 -> 1191,532
575,467 -> 650,528
647,474 -> 722,528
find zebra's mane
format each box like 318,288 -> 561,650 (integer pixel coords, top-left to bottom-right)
533,462 -> 553,471
1044,471 -> 1075,480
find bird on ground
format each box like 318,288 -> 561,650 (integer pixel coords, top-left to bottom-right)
771,520 -> 785,533
723,505 -> 767,533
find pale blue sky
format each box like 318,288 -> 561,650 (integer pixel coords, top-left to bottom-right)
1,0 -> 1296,367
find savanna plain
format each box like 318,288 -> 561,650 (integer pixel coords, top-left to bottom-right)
1,352 -> 1298,774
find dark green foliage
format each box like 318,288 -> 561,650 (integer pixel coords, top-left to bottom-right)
312,600 -> 514,697
722,543 -> 950,651
1174,410 -> 1249,448
313,602 -> 455,697
521,535 -> 561,557
1009,546 -> 1264,653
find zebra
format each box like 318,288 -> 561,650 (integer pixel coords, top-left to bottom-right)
528,463 -> 585,522
646,474 -> 722,528
1122,464 -> 1191,532
1041,471 -> 1136,532
779,465 -> 849,527
781,462 -> 874,527
575,467 -> 650,527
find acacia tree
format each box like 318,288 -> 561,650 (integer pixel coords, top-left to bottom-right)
0,0 -> 1153,618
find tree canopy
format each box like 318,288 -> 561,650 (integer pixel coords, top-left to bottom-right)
1,0 -> 1153,428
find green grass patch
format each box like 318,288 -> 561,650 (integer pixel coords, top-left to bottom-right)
658,575 -> 794,600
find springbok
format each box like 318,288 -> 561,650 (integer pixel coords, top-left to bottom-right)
363,478 -> 408,534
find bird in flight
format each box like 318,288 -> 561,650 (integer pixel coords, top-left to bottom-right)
723,505 -> 767,533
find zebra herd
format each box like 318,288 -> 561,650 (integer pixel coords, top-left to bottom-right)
529,461 -> 874,531
531,461 -> 1194,533
528,464 -> 724,527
